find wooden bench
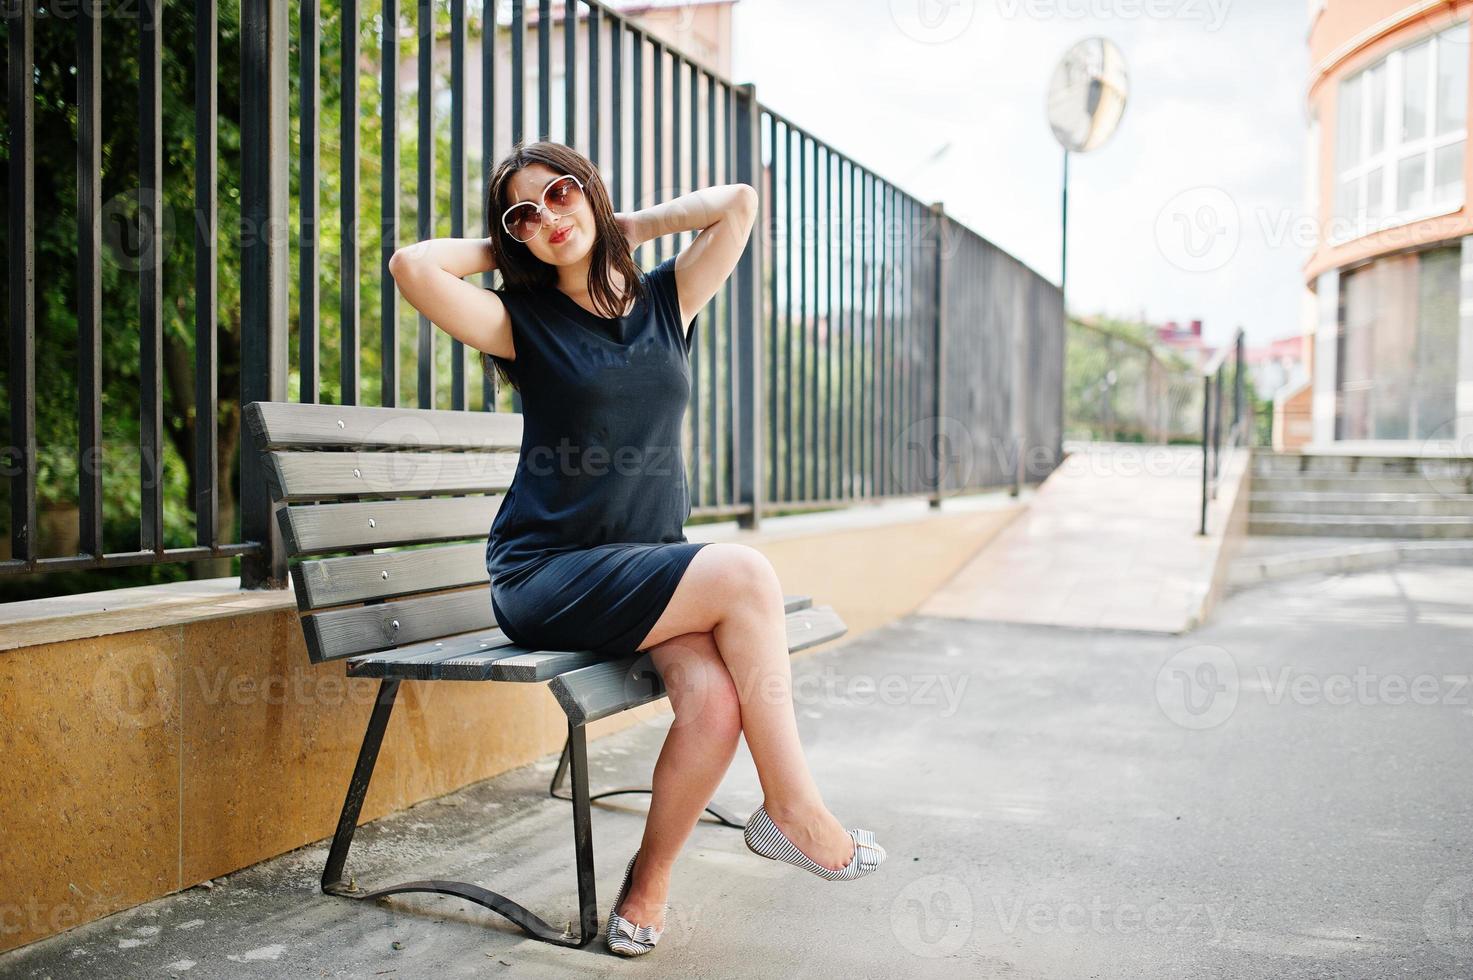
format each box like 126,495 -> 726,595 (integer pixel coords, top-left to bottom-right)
243,400 -> 847,948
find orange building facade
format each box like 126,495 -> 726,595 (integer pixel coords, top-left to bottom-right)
1304,0 -> 1472,449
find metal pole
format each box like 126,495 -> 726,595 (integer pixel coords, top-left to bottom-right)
240,0 -> 289,588
734,83 -> 765,530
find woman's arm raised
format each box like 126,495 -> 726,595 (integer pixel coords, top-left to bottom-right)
621,183 -> 759,332
387,237 -> 515,360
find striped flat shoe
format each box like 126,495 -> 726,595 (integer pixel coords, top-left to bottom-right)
605,849 -> 666,956
743,803 -> 887,881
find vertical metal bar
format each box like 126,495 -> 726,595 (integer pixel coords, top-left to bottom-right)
417,0 -> 436,410
301,0 -> 321,404
588,3 -> 600,166
766,112 -> 778,506
1199,375 -> 1211,535
930,200 -> 945,507
678,63 -> 698,511
9,0 -> 35,566
240,0 -> 290,587
342,0 -> 361,405
610,15 -> 622,209
730,85 -> 742,506
482,0 -> 497,412
195,0 -> 220,546
381,0 -> 401,407
511,0 -> 525,142
783,124 -> 793,505
538,0 -> 550,139
78,5 -> 102,560
733,83 -> 764,530
631,29 -> 643,238
652,41 -> 663,263
797,133 -> 807,502
140,0 -> 164,554
449,0 -> 466,411
564,0 -> 577,145
824,146 -> 834,500
842,159 -> 854,501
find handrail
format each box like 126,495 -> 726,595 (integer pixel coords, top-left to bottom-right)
1199,327 -> 1247,536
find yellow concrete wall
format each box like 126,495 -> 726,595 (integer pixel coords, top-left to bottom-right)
0,501 -> 1021,954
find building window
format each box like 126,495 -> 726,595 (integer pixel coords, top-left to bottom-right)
1334,20 -> 1468,241
1335,244 -> 1461,441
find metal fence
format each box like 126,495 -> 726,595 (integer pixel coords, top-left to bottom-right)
1065,319 -> 1202,445
1,0 -> 1063,590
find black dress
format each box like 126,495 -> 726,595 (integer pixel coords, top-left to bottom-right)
484,253 -> 710,657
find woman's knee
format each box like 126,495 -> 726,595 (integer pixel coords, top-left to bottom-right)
702,543 -> 783,608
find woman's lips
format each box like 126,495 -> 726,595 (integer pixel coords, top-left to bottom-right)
549,225 -> 573,245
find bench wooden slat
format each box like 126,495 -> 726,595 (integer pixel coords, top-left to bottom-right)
548,605 -> 848,726
302,587 -> 495,663
265,450 -> 518,502
245,400 -> 522,452
280,495 -> 502,555
293,543 -> 490,611
340,594 -> 822,681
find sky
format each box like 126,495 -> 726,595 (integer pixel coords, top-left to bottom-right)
728,0 -> 1313,347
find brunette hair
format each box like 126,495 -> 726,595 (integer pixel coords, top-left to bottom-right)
481,139 -> 643,393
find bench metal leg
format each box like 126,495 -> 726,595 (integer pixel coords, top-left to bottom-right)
548,731 -> 749,831
322,678 -> 599,948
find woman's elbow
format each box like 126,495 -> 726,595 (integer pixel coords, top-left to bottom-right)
387,244 -> 425,281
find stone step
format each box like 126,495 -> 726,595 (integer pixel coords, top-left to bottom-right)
1228,539 -> 1473,589
1247,514 -> 1473,538
1248,491 -> 1473,517
1251,473 -> 1473,494
1252,451 -> 1473,477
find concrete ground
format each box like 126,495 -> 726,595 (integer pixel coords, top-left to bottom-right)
4,563 -> 1472,979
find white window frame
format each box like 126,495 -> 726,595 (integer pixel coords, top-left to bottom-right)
1331,19 -> 1468,246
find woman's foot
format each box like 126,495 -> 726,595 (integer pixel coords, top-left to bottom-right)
759,799 -> 857,871
615,850 -> 670,931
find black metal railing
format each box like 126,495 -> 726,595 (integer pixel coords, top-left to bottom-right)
1199,328 -> 1247,535
1,0 -> 1063,591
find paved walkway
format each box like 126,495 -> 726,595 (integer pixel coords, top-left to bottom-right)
920,443 -> 1248,633
5,563 -> 1471,978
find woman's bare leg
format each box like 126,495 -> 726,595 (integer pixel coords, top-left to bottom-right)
634,543 -> 857,872
616,630 -> 744,930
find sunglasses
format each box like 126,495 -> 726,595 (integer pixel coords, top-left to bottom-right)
501,174 -> 586,243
